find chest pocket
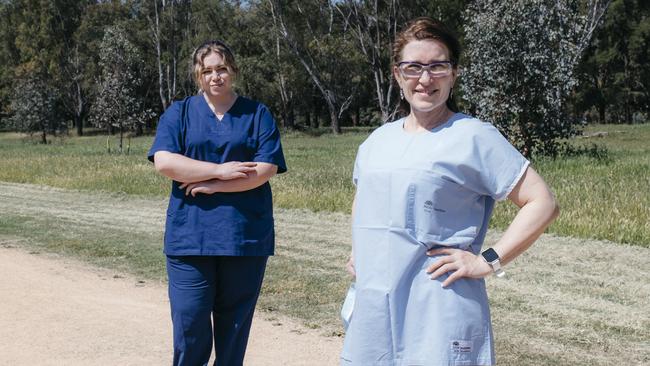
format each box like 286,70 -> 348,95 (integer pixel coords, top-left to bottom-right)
407,171 -> 482,249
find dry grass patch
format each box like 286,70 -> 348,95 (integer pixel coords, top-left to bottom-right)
0,182 -> 648,365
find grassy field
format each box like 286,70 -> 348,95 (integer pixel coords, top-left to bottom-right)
1,124 -> 649,365
1,182 -> 648,366
1,123 -> 648,247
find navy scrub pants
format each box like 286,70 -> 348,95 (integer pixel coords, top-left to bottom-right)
166,255 -> 268,366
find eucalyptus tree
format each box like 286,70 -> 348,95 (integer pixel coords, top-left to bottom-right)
461,0 -> 610,157
9,74 -> 64,144
90,25 -> 151,153
144,0 -> 192,110
334,0 -> 467,124
0,1 -> 19,127
334,0 -> 400,123
575,0 -> 650,123
269,0 -> 363,133
629,9 -> 650,120
3,0 -> 74,138
54,0 -> 94,136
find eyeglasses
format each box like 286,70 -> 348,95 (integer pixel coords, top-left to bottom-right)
201,66 -> 229,78
398,61 -> 453,79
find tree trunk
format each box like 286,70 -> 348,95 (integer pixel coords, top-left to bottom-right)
321,90 -> 341,134
329,107 -> 341,135
153,0 -> 168,110
311,99 -> 319,129
288,106 -> 295,129
75,115 -> 83,136
269,0 -> 348,135
119,125 -> 124,153
598,99 -> 606,123
351,104 -> 359,127
74,79 -> 84,136
337,0 -> 398,123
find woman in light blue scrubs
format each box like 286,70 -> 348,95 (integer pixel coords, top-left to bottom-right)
148,40 -> 286,366
341,18 -> 559,366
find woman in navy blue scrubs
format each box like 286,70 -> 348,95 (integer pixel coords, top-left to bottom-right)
148,40 -> 287,366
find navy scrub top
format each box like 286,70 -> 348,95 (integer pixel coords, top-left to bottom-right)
148,95 -> 287,256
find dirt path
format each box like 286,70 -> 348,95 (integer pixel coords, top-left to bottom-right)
1,182 -> 649,365
0,245 -> 342,365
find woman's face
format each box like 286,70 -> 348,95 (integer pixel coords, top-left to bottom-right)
199,52 -> 234,99
393,39 -> 457,114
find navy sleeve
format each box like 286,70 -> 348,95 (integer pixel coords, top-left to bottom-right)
253,105 -> 287,173
147,100 -> 185,163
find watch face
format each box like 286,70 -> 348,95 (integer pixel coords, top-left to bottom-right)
482,248 -> 499,262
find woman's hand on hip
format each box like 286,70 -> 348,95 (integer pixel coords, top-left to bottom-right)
216,161 -> 257,180
179,179 -> 221,197
425,248 -> 492,287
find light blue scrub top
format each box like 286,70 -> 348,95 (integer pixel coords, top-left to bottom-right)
341,114 -> 529,366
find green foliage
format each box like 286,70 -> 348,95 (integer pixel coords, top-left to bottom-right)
575,0 -> 650,123
461,0 -> 606,157
9,74 -> 65,143
90,25 -> 152,151
1,0 -> 644,134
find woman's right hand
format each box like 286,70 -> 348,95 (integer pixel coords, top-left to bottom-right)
216,161 -> 257,180
346,253 -> 356,278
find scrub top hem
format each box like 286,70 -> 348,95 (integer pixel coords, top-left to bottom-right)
163,248 -> 274,257
340,357 -> 495,366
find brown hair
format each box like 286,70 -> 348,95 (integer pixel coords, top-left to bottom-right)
191,40 -> 239,93
392,17 -> 461,113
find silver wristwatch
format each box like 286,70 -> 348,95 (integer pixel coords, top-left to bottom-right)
481,248 -> 505,278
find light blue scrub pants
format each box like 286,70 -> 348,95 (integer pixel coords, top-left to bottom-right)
166,255 -> 268,366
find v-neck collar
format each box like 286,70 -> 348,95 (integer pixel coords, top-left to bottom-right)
200,94 -> 240,121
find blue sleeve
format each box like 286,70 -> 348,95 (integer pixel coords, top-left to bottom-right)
352,149 -> 361,186
471,122 -> 529,201
253,105 -> 287,173
147,101 -> 184,163
352,141 -> 369,186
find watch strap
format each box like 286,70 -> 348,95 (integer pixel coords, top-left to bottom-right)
492,261 -> 505,277
481,248 -> 506,278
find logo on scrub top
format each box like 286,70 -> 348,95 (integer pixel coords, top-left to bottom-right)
424,200 -> 446,214
451,340 -> 472,353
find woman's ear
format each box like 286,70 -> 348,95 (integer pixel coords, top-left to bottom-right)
393,66 -> 403,89
452,67 -> 461,85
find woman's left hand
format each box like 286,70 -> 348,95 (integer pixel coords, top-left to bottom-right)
179,179 -> 221,197
425,248 -> 493,287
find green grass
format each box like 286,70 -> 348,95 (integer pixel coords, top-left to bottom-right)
1,129 -> 648,366
0,214 -> 165,280
1,123 -> 649,247
490,124 -> 650,246
2,185 -> 647,365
